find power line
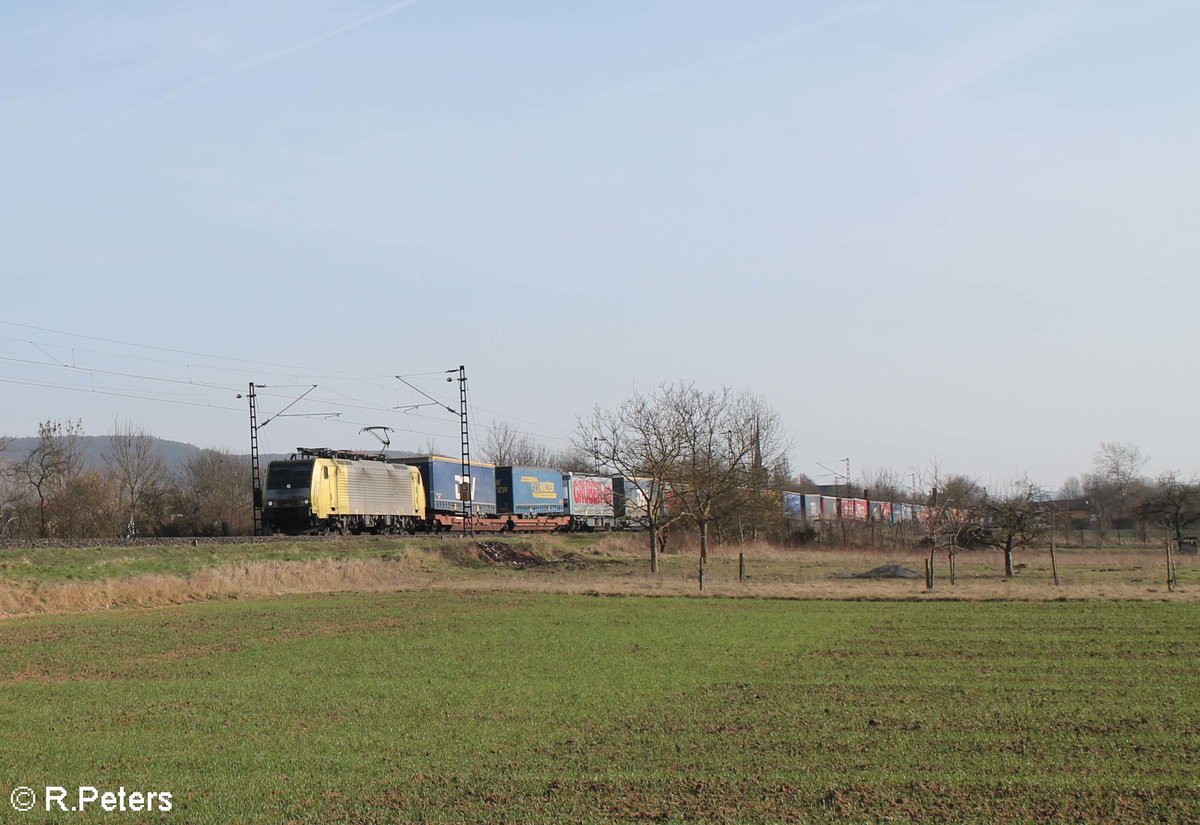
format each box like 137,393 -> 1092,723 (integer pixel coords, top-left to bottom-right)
0,375 -> 245,413
0,319 -> 399,380
0,326 -> 576,449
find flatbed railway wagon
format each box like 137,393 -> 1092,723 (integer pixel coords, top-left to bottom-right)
262,449 -> 425,535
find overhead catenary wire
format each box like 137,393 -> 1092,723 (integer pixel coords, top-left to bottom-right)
3,328 -> 575,441
0,324 -> 576,449
0,319 -> 400,380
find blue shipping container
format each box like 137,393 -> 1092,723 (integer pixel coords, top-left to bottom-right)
398,455 -> 497,516
496,466 -> 565,516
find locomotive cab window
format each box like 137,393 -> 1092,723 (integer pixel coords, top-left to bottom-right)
267,461 -> 314,490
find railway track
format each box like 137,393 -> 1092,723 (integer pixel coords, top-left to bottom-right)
0,532 -> 510,550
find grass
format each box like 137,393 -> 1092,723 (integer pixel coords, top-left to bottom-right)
0,592 -> 1196,822
0,535 -> 1195,619
0,534 -> 605,584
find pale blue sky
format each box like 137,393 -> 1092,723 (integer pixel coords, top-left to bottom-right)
2,1 -> 1197,489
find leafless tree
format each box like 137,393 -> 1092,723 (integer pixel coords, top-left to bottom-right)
105,419 -> 168,537
1090,442 -> 1148,543
914,463 -> 986,582
859,466 -> 906,504
10,420 -> 84,537
972,478 -> 1052,578
0,438 -> 22,538
180,449 -> 252,536
481,421 -> 555,467
52,468 -> 120,538
549,448 -> 592,473
661,386 -> 787,580
1138,472 -> 1200,544
1058,476 -> 1085,500
578,387 -> 687,572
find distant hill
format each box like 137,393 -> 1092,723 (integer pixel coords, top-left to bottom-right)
2,435 -> 203,474
0,435 -> 422,476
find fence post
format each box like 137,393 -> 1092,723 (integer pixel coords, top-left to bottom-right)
1050,539 -> 1060,587
738,552 -> 745,582
1167,540 -> 1177,592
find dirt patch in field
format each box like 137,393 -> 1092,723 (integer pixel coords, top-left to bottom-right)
473,542 -> 585,570
829,564 -> 922,580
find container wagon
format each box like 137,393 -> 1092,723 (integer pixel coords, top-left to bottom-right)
563,472 -> 614,530
494,466 -> 571,531
396,455 -> 501,531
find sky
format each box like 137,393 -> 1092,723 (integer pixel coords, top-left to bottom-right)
1,0 -> 1198,492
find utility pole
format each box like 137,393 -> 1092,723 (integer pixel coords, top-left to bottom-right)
238,383 -> 326,538
454,365 -> 473,535
248,382 -> 262,536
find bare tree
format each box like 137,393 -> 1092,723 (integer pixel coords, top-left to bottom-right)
1138,472 -> 1200,544
915,463 -> 986,583
661,386 -> 787,581
52,468 -> 120,538
972,478 -> 1052,578
10,420 -> 84,537
1091,442 -> 1148,544
578,387 -> 687,573
860,467 -> 906,504
180,449 -> 252,536
0,438 -> 22,538
1058,476 -> 1085,500
480,421 -> 554,467
105,419 -> 167,537
549,448 -> 592,473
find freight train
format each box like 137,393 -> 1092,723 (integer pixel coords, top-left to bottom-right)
782,492 -> 931,525
262,449 -> 656,536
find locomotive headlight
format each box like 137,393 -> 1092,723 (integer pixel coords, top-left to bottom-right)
267,500 -> 274,507
303,499 -> 310,505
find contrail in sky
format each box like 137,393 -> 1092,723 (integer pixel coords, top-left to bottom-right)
618,1 -> 890,94
0,4 -> 84,48
76,0 -> 422,141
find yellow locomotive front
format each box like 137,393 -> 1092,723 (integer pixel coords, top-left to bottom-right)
263,453 -> 426,535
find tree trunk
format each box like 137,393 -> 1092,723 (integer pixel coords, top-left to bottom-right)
1004,538 -> 1014,578
649,524 -> 659,573
699,520 -> 709,564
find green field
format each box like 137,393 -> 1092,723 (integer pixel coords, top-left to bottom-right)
2,591 -> 1197,822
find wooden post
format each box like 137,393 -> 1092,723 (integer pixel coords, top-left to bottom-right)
699,558 -> 706,592
1050,539 -> 1060,587
925,558 -> 933,591
949,551 -> 956,586
738,552 -> 745,582
1166,540 -> 1177,592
